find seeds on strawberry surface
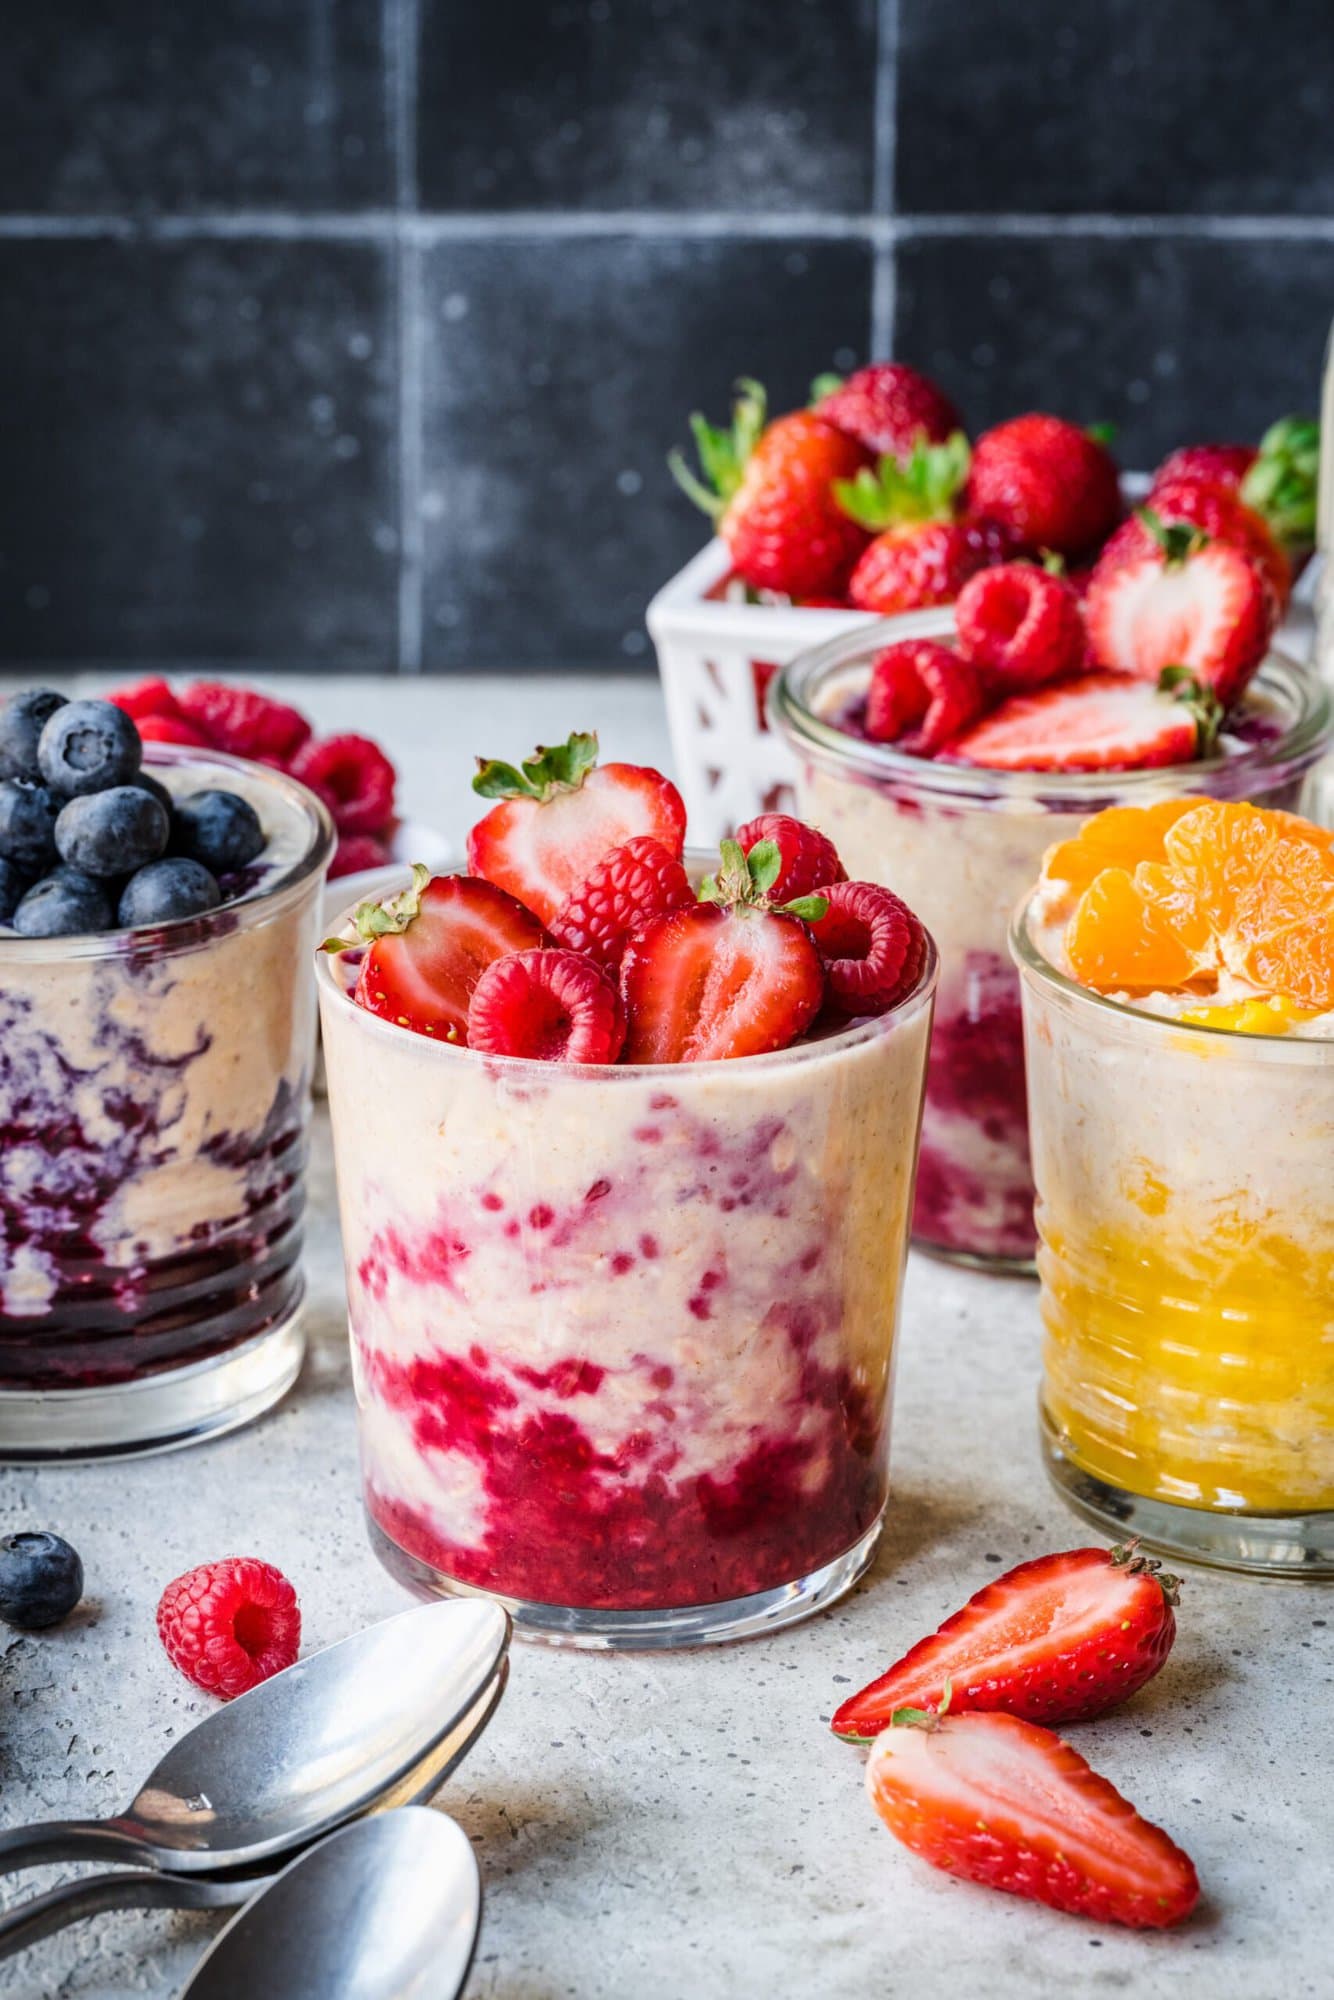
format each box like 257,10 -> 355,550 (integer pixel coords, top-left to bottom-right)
621,902 -> 825,1063
341,869 -> 548,1043
734,812 -> 846,902
813,361 -> 962,464
1084,511 -> 1272,704
966,412 -> 1122,557
864,640 -> 987,754
157,1556 -> 301,1700
949,671 -> 1210,774
468,947 -> 626,1064
808,881 -> 927,1017
955,562 -> 1085,690
549,833 -> 692,970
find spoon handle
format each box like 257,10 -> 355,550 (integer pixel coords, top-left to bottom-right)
0,1820 -> 148,1872
0,1869 -> 253,1959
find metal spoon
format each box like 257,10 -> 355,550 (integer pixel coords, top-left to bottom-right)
180,1808 -> 482,1999
0,1661 -> 506,1958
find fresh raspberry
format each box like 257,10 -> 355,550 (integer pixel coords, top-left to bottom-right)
808,881 -> 927,1016
467,948 -> 626,1064
735,812 -> 846,901
289,734 -> 397,835
549,835 -> 692,971
177,682 -> 313,764
136,713 -> 212,747
330,831 -> 394,879
156,1557 -> 301,1700
864,641 -> 988,754
108,678 -> 186,725
955,563 -> 1086,690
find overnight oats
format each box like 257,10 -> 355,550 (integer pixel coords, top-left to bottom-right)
774,542 -> 1332,1269
318,733 -> 935,1645
0,691 -> 333,1458
1015,798 -> 1334,1574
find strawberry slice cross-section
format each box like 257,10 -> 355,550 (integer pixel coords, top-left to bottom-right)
949,669 -> 1222,774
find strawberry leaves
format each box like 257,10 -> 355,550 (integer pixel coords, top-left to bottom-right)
321,861 -> 429,953
834,431 -> 970,531
1158,664 -> 1225,757
472,731 -> 599,803
668,378 -> 768,518
698,838 -> 828,922
1241,414 -> 1320,546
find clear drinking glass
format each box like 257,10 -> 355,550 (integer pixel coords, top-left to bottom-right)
773,617 -> 1332,1272
317,895 -> 936,1648
1014,902 -> 1334,1575
0,746 -> 333,1460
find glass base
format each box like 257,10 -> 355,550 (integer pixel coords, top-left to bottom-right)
1041,1405 -> 1334,1578
367,1507 -> 885,1650
0,1304 -> 306,1463
914,1237 -> 1037,1278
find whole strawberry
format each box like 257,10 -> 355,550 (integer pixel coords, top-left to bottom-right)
967,412 -> 1121,557
813,361 -> 962,464
837,434 -> 1009,615
670,379 -> 870,597
1151,441 -> 1257,497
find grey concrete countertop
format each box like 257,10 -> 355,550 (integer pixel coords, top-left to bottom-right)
1,675 -> 1330,2000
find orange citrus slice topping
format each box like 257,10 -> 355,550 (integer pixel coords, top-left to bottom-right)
1043,798 -> 1207,895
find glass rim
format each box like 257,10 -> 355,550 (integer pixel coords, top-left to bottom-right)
1009,886 -> 1332,1054
770,608 -> 1331,805
0,741 -> 335,964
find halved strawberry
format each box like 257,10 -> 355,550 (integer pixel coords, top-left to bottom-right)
621,902 -> 824,1062
1084,512 -> 1272,703
1101,481 -> 1289,615
949,670 -> 1219,774
867,1708 -> 1199,1930
832,1543 -> 1178,1740
467,732 -> 686,925
333,868 -> 548,1043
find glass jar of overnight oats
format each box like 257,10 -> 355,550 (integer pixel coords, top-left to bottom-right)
0,747 -> 333,1460
316,888 -> 936,1648
772,616 -> 1332,1272
1013,904 -> 1334,1576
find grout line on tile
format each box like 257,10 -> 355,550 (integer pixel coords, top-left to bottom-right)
389,0 -> 424,673
870,0 -> 899,352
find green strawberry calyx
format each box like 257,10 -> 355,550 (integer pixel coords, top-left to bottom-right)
1240,415 -> 1320,548
833,430 -> 971,532
1158,665 -> 1225,758
668,378 -> 768,520
1109,1535 -> 1182,1604
1138,507 -> 1206,567
891,1680 -> 954,1732
472,730 -> 599,803
320,861 -> 429,954
697,838 -> 828,923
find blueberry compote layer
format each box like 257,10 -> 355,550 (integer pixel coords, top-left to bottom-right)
319,960 -> 933,1614
0,753 -> 328,1389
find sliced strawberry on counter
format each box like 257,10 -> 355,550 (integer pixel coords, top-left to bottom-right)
468,731 -> 686,925
813,361 -> 962,464
735,812 -> 846,902
966,412 -> 1122,558
549,833 -> 692,971
864,640 -> 988,754
949,670 -> 1219,773
832,1542 -> 1178,1741
468,947 -> 626,1064
1103,479 -> 1289,614
866,1707 -> 1199,1930
178,682 -> 313,765
335,867 -> 548,1043
954,562 -> 1086,691
670,379 -> 871,598
1084,511 -> 1272,703
290,733 -> 397,835
808,881 -> 927,1016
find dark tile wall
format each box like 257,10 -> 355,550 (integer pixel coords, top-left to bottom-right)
1,0 -> 1332,673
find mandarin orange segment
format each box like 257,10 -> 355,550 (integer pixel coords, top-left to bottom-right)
1043,798 -> 1207,894
1131,861 -> 1215,957
1066,867 -> 1209,993
1242,912 -> 1334,1011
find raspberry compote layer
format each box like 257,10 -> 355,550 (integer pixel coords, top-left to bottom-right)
318,937 -> 935,1625
774,628 -> 1330,1270
0,750 -> 331,1392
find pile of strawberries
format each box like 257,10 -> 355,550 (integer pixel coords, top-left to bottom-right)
105,678 -> 399,878
328,731 -> 927,1064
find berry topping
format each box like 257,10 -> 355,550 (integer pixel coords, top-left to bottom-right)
949,670 -> 1218,774
117,857 -> 222,928
866,1707 -> 1199,1929
954,562 -> 1085,690
832,1541 -> 1178,1740
468,731 -> 686,925
1104,479 -> 1289,614
671,380 -> 871,598
0,688 -> 67,784
1084,511 -> 1272,703
289,733 -> 397,836
966,412 -> 1122,557
170,789 -> 267,874
341,867 -> 548,1043
735,813 -> 846,902
468,947 -> 626,1064
864,640 -> 988,753
107,676 -> 186,726
0,1531 -> 84,1632
0,780 -> 60,873
1151,442 -> 1257,498
549,833 -> 692,970
55,785 -> 170,878
621,897 -> 825,1063
836,434 -> 1009,616
331,830 -> 393,878
175,682 -> 313,764
807,880 -> 927,1016
813,361 -> 962,464
37,699 -> 141,797
14,869 -> 115,937
135,713 -> 212,747
157,1556 -> 301,1700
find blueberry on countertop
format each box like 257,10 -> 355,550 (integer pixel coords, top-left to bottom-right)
37,699 -> 141,797
13,869 -> 115,936
0,856 -> 30,921
0,688 -> 67,783
0,779 -> 60,873
56,785 -> 169,878
171,788 -> 265,873
0,1531 -> 84,1631
117,856 -> 221,927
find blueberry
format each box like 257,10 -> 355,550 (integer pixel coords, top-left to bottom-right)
0,1531 -> 84,1631
0,857 -> 30,922
0,780 -> 59,872
37,699 -> 141,798
13,869 -> 115,936
132,770 -> 174,815
171,789 -> 266,873
0,689 -> 67,783
56,785 -> 169,878
118,857 -> 221,927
